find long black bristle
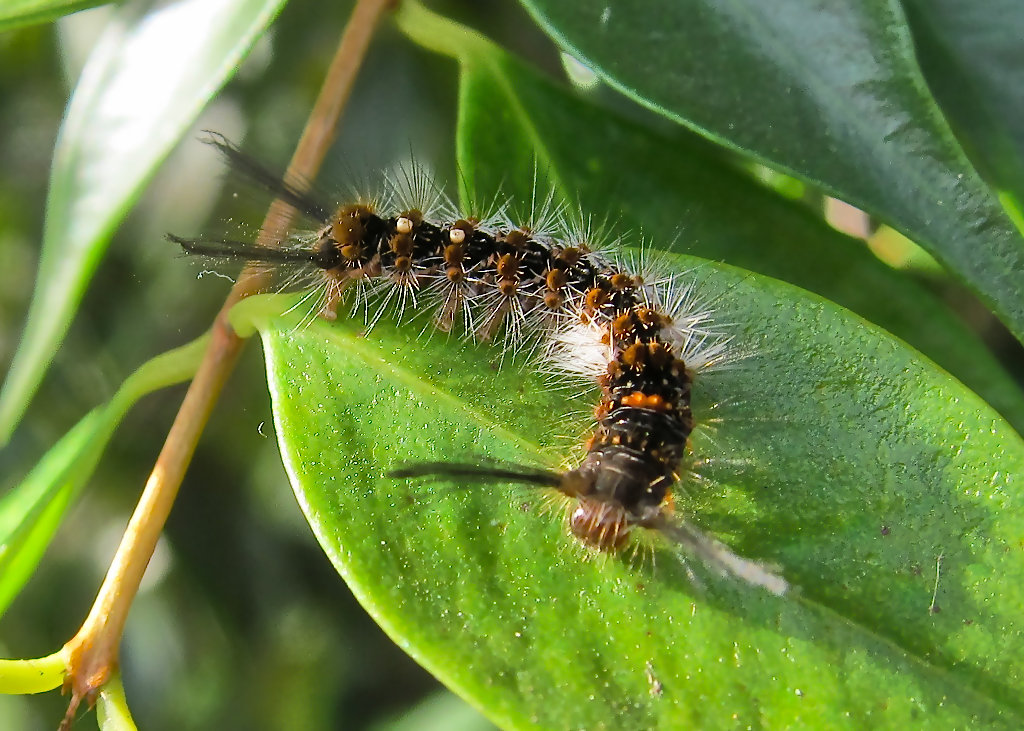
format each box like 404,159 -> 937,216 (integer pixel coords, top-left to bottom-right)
202,131 -> 331,222
167,233 -> 314,264
388,461 -> 562,488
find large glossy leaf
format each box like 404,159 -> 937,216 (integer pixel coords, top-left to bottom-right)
0,0 -> 287,444
393,2 -> 1024,435
0,0 -> 108,32
901,0 -> 1024,208
233,7 -> 1023,724
515,0 -> 1024,344
0,335 -> 207,618
240,249 -> 1023,726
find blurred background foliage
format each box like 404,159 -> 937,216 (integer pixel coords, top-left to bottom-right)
0,0 -> 1021,729
0,0 -> 530,727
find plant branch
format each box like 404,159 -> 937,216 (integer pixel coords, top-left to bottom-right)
58,0 -> 397,724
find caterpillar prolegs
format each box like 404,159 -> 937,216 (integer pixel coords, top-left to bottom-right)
171,135 -> 787,595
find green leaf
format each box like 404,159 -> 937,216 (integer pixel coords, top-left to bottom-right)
0,0 -> 108,32
0,0 -> 287,444
0,335 -> 208,618
240,254 -> 1023,726
901,0 -> 1024,208
395,1 -> 1024,434
514,0 -> 1024,344
233,7 -> 1024,724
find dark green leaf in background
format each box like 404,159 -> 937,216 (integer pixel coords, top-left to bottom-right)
901,0 -> 1024,209
516,0 -> 1024,344
0,335 -> 206,619
397,1 -> 1024,434
0,0 -> 287,444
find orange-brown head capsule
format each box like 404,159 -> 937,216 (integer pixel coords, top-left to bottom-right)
570,499 -> 630,551
331,203 -> 374,243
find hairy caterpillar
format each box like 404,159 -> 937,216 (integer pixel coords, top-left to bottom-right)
171,134 -> 787,595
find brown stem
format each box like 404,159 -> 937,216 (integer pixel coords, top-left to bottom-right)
59,0 -> 396,724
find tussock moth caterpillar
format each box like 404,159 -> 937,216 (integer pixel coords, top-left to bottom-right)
171,134 -> 787,596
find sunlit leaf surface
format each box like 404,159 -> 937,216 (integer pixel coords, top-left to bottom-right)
241,264 -> 1024,727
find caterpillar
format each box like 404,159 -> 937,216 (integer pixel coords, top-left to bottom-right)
171,134 -> 787,596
